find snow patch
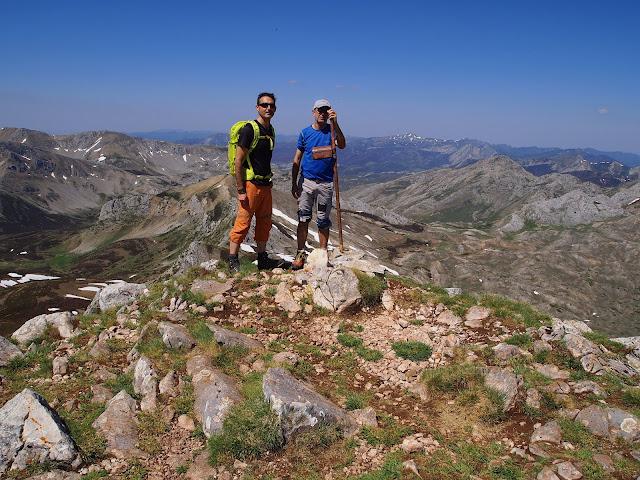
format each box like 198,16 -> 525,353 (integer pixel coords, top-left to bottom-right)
183,154 -> 187,162
365,235 -> 373,242
97,155 -> 106,162
85,137 -> 102,153
272,208 -> 298,226
65,294 -> 92,301
18,251 -> 28,255
48,308 -> 61,312
21,138 -> 26,143
1,280 -> 18,288
79,286 -> 101,292
8,273 -> 22,278
18,274 -> 60,283
380,265 -> 399,275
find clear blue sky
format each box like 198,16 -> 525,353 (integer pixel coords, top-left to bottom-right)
1,0 -> 639,152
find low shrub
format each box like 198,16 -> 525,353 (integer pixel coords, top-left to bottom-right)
354,270 -> 386,307
391,341 -> 432,361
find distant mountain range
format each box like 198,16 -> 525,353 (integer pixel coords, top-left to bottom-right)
131,130 -> 640,188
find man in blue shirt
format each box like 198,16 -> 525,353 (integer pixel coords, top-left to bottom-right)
291,99 -> 346,269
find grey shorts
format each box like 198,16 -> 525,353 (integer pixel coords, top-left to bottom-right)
298,177 -> 333,229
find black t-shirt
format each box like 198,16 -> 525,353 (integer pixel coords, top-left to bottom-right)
238,121 -> 274,186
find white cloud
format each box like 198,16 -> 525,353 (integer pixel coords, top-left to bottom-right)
288,79 -> 298,85
597,106 -> 609,115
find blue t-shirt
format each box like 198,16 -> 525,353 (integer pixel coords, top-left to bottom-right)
297,125 -> 334,182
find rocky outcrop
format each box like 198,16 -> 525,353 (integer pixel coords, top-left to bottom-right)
0,335 -> 23,366
0,389 -> 80,474
133,356 -> 158,411
483,367 -> 521,412
11,312 -> 76,346
206,324 -> 263,351
576,404 -> 640,442
98,194 -> 151,222
158,322 -> 196,350
92,390 -> 142,459
192,368 -> 242,437
262,367 -> 355,441
311,267 -> 362,313
86,282 -> 147,314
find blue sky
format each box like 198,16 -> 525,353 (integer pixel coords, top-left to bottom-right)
1,0 -> 639,152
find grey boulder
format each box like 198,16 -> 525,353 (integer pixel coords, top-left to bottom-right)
576,404 -> 640,441
483,367 -> 521,412
206,324 -> 263,351
86,282 -> 147,314
0,335 -> 23,366
133,356 -> 158,412
0,389 -> 80,474
192,368 -> 242,437
311,267 -> 362,313
158,322 -> 196,350
92,390 -> 143,458
11,312 -> 76,346
262,367 -> 355,441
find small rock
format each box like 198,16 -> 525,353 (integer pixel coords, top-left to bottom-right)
177,414 -> 195,431
537,466 -> 560,480
52,356 -> 68,376
556,461 -> 582,480
531,421 -> 562,444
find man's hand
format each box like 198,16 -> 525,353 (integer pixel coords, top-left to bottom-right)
291,185 -> 302,199
237,193 -> 248,205
328,109 -> 337,122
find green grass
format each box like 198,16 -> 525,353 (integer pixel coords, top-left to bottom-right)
337,333 -> 363,348
60,392 -> 107,463
354,270 -> 386,307
106,373 -> 136,397
81,470 -> 109,479
188,320 -> 216,345
337,333 -> 383,361
345,393 -> 366,411
348,453 -> 403,480
421,363 -> 482,393
48,252 -> 76,271
480,294 -> 551,328
391,341 -> 432,361
174,379 -> 195,415
355,346 -> 383,361
360,415 -> 412,447
504,333 -> 532,348
583,331 -> 627,355
622,387 -> 640,408
208,374 -> 284,465
418,441 -> 506,479
137,410 -> 169,455
558,418 -> 597,449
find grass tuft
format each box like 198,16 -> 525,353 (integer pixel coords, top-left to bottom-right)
391,341 -> 432,361
422,363 -> 482,393
354,270 -> 386,307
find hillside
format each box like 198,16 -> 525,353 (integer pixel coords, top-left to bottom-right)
1,258 -> 640,479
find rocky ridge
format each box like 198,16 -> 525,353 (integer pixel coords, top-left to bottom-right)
1,252 -> 640,479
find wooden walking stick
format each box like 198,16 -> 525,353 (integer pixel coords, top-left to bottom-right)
330,118 -> 345,253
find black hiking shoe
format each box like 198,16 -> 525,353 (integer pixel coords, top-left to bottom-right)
228,254 -> 240,273
257,252 -> 285,270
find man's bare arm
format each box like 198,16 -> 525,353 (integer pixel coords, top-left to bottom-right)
291,148 -> 303,198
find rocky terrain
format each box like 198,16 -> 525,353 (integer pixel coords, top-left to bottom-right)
1,251 -> 640,479
0,128 -> 227,233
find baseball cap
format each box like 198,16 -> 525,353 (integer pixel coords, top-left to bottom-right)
313,99 -> 331,109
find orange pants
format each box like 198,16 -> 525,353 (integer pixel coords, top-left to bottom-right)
229,182 -> 272,244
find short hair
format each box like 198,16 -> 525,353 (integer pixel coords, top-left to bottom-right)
257,92 -> 276,105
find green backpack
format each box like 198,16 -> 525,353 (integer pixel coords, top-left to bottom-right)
228,120 -> 275,181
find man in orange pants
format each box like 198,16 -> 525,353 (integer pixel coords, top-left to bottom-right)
228,92 -> 284,273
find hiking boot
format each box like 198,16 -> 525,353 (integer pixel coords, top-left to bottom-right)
257,252 -> 285,270
228,254 -> 240,273
291,250 -> 307,270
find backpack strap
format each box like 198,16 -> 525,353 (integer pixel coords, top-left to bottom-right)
245,121 -> 274,181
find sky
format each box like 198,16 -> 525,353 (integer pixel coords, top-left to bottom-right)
1,0 -> 639,153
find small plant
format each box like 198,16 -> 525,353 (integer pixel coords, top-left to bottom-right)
558,418 -> 597,449
480,294 -> 551,328
175,464 -> 188,474
481,388 -> 507,424
265,286 -> 277,297
174,380 -> 195,415
137,410 -> 169,454
361,415 -> 412,447
337,333 -> 363,348
355,346 -> 383,361
391,341 -> 432,361
106,373 -> 135,397
422,363 -> 482,393
622,387 -> 640,407
583,331 -> 627,355
354,270 -> 386,307
345,393 -> 366,411
504,333 -> 532,348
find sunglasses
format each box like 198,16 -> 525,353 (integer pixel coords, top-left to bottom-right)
316,107 -> 330,113
258,102 -> 276,109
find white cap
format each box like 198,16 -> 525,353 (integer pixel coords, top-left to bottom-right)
313,99 -> 331,109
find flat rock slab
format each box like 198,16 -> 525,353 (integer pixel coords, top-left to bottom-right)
262,367 -> 355,441
191,279 -> 234,299
465,306 -> 491,322
0,335 -> 23,366
530,420 -> 562,444
92,390 -> 142,459
436,310 -> 462,326
192,368 -> 242,437
158,322 -> 196,350
0,389 -> 80,474
86,282 -> 147,314
564,333 -> 599,358
206,324 -> 263,351
133,356 -> 158,411
576,404 -> 640,441
483,367 -> 521,412
275,283 -> 302,313
533,363 -> 570,380
11,312 -> 75,346
311,267 -> 362,313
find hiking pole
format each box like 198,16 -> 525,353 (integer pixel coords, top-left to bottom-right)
330,118 -> 345,253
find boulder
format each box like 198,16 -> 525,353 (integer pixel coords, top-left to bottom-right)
0,389 -> 80,474
206,324 -> 263,351
133,356 -> 158,412
86,282 -> 147,314
192,368 -> 242,437
90,385 -> 114,404
537,467 -> 560,480
556,461 -> 582,480
0,335 -> 23,366
186,355 -> 213,376
493,344 -> 532,364
92,390 -> 142,458
311,267 -> 362,313
533,363 -> 570,380
574,404 -> 640,441
436,310 -> 462,327
575,405 -> 610,437
530,420 -> 562,444
52,356 -> 68,376
274,282 -> 302,313
564,334 -> 599,358
262,367 -> 355,441
159,370 -> 179,396
465,306 -> 490,322
191,279 -> 234,299
158,322 -> 196,350
11,312 -> 75,346
483,367 -> 521,412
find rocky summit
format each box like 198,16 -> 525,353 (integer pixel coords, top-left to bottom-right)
1,252 -> 640,480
